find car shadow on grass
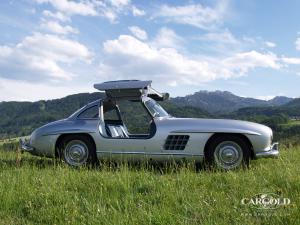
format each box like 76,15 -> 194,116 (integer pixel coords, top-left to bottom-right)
97,160 -> 204,174
0,150 -> 249,173
0,151 -> 205,173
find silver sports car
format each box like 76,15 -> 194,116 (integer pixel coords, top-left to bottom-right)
20,80 -> 279,170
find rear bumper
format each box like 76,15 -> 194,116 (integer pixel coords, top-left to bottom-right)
255,142 -> 279,158
19,139 -> 34,152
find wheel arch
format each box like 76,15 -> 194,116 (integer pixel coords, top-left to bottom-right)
55,133 -> 97,158
204,133 -> 255,159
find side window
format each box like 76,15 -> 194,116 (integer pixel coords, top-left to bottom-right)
104,107 -> 120,121
78,105 -> 99,119
118,100 -> 152,134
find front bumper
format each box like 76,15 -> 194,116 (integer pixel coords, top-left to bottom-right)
255,142 -> 279,158
19,139 -> 34,152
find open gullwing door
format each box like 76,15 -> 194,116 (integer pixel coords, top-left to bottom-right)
94,80 -> 169,101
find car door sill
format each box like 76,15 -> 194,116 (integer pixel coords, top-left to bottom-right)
96,151 -> 203,157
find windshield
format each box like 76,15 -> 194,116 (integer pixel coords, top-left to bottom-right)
144,98 -> 169,118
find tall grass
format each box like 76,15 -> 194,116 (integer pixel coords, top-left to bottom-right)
0,146 -> 299,225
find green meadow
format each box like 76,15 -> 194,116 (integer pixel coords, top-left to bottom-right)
0,144 -> 299,225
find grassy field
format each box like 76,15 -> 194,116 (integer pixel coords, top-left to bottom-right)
280,120 -> 300,129
0,146 -> 299,225
0,137 -> 28,146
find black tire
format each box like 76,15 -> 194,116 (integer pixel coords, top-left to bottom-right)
59,135 -> 97,168
205,135 -> 251,170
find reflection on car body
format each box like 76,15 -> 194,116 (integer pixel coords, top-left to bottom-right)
20,80 -> 279,170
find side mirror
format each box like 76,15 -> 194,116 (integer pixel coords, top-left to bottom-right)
162,93 -> 170,101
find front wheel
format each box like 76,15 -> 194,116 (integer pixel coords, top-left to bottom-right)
205,135 -> 250,170
60,135 -> 97,168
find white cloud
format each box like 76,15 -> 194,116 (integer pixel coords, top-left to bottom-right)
132,6 -> 145,16
222,51 -> 280,77
100,9 -> 118,23
296,36 -> 300,51
35,0 -> 97,16
242,36 -> 256,44
36,0 -> 132,23
0,78 -> 91,101
99,35 -> 280,86
200,29 -> 239,45
152,27 -> 183,49
101,0 -> 131,22
129,26 -> 148,40
153,0 -> 228,29
109,0 -> 130,8
41,20 -> 79,35
281,57 -> 300,65
0,33 -> 92,82
265,41 -> 276,48
42,10 -> 70,22
255,95 -> 275,101
193,29 -> 247,56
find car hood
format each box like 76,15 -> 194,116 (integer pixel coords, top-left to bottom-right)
156,117 -> 272,136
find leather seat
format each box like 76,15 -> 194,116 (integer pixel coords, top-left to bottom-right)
105,124 -> 129,138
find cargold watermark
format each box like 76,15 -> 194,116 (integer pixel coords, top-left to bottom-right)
241,193 -> 291,210
240,192 -> 292,217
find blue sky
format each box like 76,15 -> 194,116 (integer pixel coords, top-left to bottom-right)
1,0 -> 300,101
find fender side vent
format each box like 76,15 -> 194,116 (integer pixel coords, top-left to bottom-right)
164,135 -> 190,150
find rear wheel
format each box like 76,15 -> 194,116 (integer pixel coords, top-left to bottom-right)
60,135 -> 97,168
205,135 -> 250,170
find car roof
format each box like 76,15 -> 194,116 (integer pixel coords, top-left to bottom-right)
87,99 -> 101,106
94,80 -> 152,91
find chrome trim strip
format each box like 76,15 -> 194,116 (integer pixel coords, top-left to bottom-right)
96,151 -> 203,157
42,130 -> 96,136
171,130 -> 261,135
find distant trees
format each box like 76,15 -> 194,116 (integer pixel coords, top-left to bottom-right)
0,92 -> 104,139
0,94 -> 211,139
0,92 -> 299,143
260,114 -> 289,130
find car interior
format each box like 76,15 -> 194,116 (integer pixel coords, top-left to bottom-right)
101,99 -> 156,139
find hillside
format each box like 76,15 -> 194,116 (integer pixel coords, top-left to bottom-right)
232,97 -> 300,118
0,93 -> 209,139
268,96 -> 292,105
284,98 -> 300,108
0,93 -> 105,138
171,91 -> 293,113
0,90 -> 297,139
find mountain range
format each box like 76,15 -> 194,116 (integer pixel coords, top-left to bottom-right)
171,91 -> 293,113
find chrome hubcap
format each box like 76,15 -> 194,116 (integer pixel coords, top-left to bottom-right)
214,141 -> 243,170
64,140 -> 89,167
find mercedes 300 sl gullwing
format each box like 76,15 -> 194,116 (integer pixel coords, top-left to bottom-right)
20,80 -> 279,170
